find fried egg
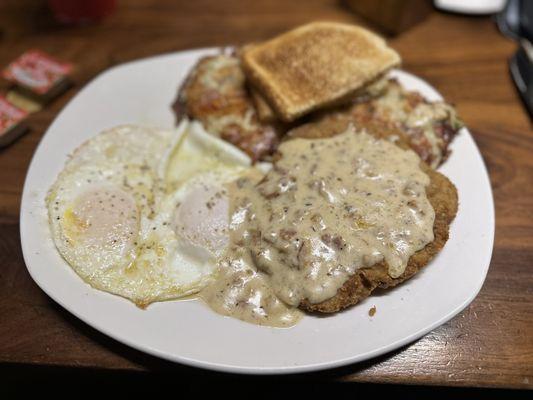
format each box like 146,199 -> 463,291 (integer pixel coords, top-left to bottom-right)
47,122 -> 256,306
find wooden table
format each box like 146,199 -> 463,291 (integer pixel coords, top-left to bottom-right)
1,0 -> 531,390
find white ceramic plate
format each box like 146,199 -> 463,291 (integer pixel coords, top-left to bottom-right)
434,0 -> 505,15
20,48 -> 494,374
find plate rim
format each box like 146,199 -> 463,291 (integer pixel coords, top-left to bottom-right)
19,47 -> 495,375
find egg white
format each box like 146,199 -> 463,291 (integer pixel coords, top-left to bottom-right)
66,124 -> 176,173
163,120 -> 251,191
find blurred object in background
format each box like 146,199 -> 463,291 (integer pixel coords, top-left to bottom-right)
434,0 -> 506,14
497,0 -> 533,119
497,0 -> 532,40
342,0 -> 432,35
6,90 -> 42,113
0,95 -> 28,147
3,50 -> 73,96
48,0 -> 116,25
2,49 -> 73,112
509,45 -> 533,119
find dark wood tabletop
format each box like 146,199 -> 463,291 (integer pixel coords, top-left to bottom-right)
1,0 -> 532,390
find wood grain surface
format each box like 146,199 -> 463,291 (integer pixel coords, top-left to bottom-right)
0,0 -> 532,389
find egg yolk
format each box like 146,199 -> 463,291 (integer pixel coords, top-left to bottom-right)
172,184 -> 229,257
63,186 -> 140,261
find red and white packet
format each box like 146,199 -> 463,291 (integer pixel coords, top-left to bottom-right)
2,49 -> 73,96
0,95 -> 28,147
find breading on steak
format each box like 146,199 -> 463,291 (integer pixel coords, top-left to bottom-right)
289,124 -> 458,313
172,54 -> 281,162
289,78 -> 463,168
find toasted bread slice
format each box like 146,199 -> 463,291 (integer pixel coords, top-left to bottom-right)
250,86 -> 278,123
241,21 -> 400,122
287,124 -> 458,313
250,75 -> 389,124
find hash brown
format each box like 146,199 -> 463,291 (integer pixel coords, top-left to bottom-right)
172,54 -> 280,161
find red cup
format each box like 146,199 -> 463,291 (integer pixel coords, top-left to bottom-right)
48,0 -> 117,25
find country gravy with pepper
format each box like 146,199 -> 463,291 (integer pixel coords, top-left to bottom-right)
201,128 -> 435,326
